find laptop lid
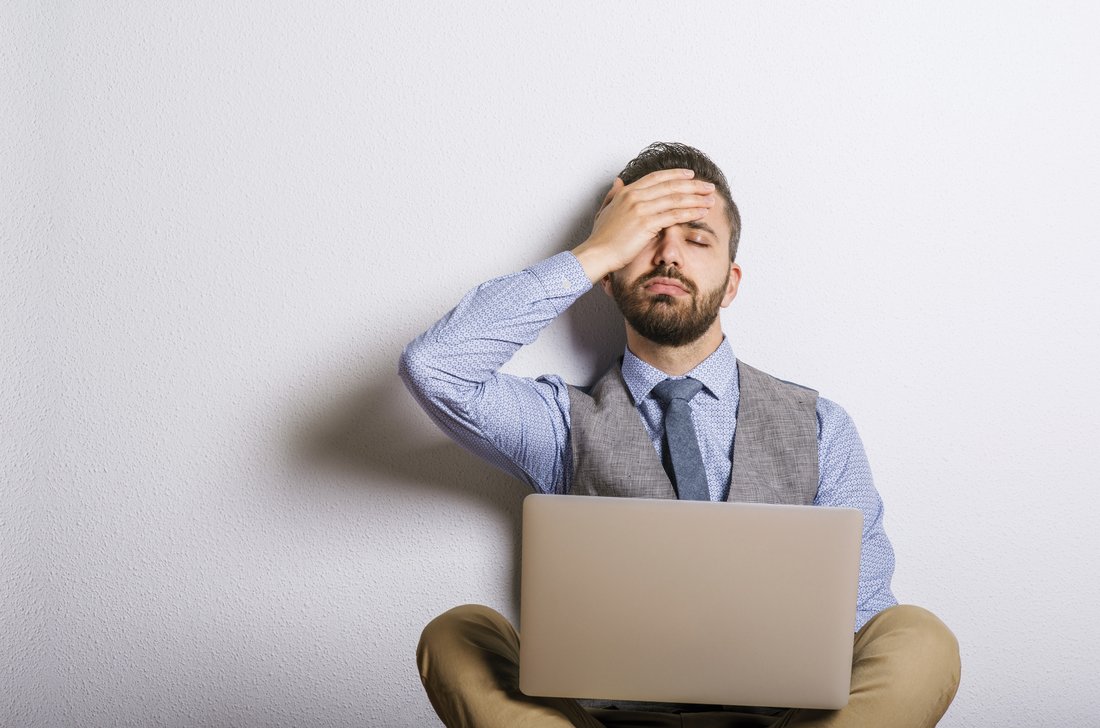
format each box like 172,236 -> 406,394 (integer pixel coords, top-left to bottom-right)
518,494 -> 862,710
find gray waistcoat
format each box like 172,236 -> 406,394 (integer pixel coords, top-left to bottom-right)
567,360 -> 820,504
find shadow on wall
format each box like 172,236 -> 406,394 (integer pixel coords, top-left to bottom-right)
293,186 -> 627,610
297,376 -> 522,496
562,281 -> 628,381
294,363 -> 531,611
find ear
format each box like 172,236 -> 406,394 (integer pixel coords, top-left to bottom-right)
720,263 -> 742,308
599,273 -> 614,297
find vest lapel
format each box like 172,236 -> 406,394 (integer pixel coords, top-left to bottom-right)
728,361 -> 820,505
568,365 -> 676,499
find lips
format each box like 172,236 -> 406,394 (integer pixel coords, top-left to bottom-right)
639,265 -> 697,297
644,278 -> 690,296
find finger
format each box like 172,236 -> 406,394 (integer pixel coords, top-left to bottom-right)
628,168 -> 696,190
630,179 -> 716,203
650,206 -> 711,230
638,193 -> 716,217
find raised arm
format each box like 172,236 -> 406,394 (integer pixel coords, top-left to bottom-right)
399,253 -> 590,493
400,170 -> 718,492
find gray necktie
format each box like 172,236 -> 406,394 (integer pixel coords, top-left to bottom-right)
651,377 -> 709,501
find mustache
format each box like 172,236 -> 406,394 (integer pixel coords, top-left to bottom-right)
637,265 -> 697,295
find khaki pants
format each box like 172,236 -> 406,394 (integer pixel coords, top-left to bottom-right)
416,604 -> 960,728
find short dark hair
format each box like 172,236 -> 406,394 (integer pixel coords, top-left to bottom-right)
618,142 -> 741,261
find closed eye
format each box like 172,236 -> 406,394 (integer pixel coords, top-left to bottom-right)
682,221 -> 718,246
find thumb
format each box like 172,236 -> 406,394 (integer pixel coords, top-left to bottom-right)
599,177 -> 625,211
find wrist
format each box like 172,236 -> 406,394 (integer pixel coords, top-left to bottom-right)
571,238 -> 617,283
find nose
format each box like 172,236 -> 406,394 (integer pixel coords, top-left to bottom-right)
652,229 -> 685,268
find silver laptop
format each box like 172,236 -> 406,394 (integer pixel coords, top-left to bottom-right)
518,494 -> 862,710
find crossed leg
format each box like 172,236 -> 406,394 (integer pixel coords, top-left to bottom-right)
417,604 -> 960,728
774,605 -> 961,728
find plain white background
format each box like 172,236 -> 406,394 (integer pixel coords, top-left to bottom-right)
6,2 -> 1100,726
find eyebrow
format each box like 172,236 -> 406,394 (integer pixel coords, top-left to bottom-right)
683,220 -> 719,238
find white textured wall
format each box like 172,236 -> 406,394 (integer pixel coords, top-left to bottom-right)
6,2 -> 1100,726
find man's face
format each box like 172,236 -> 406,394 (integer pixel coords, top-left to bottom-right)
603,198 -> 740,347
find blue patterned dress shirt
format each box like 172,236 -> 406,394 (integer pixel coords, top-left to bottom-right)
400,251 -> 897,630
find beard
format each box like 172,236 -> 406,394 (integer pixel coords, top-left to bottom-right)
609,265 -> 728,347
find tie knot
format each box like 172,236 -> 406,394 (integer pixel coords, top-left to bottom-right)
651,377 -> 704,407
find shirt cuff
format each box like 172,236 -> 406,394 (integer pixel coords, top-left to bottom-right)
527,251 -> 593,306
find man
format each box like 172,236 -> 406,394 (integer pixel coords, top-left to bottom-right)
399,143 -> 960,727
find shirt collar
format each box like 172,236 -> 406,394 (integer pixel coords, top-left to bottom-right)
620,338 -> 739,405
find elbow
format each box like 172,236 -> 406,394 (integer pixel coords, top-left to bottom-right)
397,336 -> 469,413
398,332 -> 490,431
398,339 -> 430,397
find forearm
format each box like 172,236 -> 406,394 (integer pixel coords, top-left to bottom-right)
401,254 -> 586,386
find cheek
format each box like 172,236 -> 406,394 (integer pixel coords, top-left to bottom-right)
691,250 -> 729,281
617,259 -> 650,285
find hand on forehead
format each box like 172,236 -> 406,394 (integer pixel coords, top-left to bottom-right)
599,170 -> 729,244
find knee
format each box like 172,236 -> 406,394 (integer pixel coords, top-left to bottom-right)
892,605 -> 960,663
871,605 -> 961,691
417,604 -> 513,669
423,603 -> 508,636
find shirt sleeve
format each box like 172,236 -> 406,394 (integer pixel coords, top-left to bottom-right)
814,397 -> 899,631
398,252 -> 592,494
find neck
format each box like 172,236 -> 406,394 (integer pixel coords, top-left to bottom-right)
625,324 -> 725,377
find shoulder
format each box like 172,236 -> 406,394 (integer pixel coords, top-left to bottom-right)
815,393 -> 847,417
812,394 -> 870,463
568,363 -> 628,400
736,360 -> 818,409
